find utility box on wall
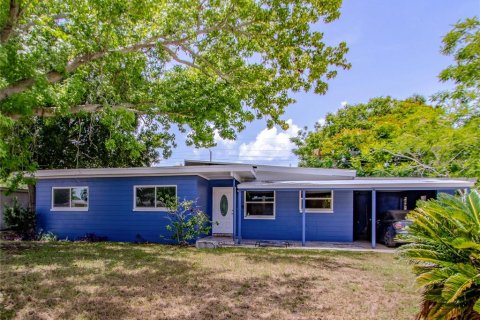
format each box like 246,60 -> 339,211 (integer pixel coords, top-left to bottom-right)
0,188 -> 30,230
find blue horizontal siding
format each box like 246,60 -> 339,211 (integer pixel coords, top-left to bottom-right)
36,176 -> 200,243
36,174 -> 461,245
241,190 -> 354,242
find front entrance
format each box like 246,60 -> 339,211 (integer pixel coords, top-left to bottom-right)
212,187 -> 234,235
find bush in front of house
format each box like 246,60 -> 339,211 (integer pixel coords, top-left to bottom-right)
165,199 -> 212,245
37,230 -> 58,242
3,198 -> 35,239
400,190 -> 480,320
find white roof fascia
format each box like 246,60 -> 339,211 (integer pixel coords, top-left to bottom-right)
184,160 -> 356,178
254,165 -> 356,178
34,165 -> 256,180
237,179 -> 476,190
230,171 -> 244,182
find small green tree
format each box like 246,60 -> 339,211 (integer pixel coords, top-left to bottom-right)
400,190 -> 480,320
165,199 -> 212,245
3,198 -> 35,238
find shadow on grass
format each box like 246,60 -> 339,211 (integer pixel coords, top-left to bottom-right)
202,246 -> 369,270
0,241 -> 363,319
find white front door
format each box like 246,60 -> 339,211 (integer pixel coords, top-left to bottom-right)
212,187 -> 234,235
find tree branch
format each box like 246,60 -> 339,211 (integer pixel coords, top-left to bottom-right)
179,44 -> 230,81
0,20 -> 254,103
1,0 -> 21,44
161,45 -> 212,76
381,148 -> 445,176
6,103 -> 195,119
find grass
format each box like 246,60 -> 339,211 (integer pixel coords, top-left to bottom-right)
0,241 -> 419,319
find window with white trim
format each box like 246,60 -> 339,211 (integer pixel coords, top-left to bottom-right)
299,190 -> 333,213
134,185 -> 177,211
244,191 -> 275,218
52,187 -> 89,210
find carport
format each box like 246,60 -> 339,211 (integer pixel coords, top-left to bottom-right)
353,178 -> 473,248
237,177 -> 474,249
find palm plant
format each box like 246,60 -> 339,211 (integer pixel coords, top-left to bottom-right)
400,190 -> 480,320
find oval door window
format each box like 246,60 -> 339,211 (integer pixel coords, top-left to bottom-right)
220,195 -> 228,216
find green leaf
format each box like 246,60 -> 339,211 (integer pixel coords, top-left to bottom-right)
474,298 -> 480,313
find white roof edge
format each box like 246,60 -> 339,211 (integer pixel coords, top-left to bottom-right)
254,165 -> 356,177
33,163 -> 357,179
237,179 -> 476,190
184,160 -> 356,177
34,165 -> 256,179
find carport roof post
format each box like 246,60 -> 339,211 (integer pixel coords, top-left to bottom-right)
371,190 -> 376,249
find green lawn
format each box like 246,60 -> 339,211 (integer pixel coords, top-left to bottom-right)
0,241 -> 419,319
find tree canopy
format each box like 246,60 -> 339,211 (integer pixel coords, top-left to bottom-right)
0,0 -> 349,136
293,17 -> 480,181
0,0 -> 349,182
2,111 -> 167,180
292,96 -> 480,178
435,17 -> 480,117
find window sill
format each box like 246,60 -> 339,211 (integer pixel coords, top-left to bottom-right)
244,216 -> 276,220
51,208 -> 88,212
299,210 -> 334,214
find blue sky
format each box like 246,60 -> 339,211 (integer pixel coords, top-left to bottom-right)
161,0 -> 480,166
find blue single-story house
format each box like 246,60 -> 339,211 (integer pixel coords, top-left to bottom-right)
34,160 -> 475,248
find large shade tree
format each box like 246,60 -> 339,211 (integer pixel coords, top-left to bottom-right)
292,96 -> 480,178
293,17 -> 480,181
0,0 -> 350,182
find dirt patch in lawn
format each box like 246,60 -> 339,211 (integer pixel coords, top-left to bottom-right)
0,241 -> 419,319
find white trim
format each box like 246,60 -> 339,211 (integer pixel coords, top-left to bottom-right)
238,178 -> 476,190
230,171 -> 242,182
50,207 -> 89,212
133,185 -> 177,212
244,215 -> 276,220
51,186 -> 89,211
35,165 -> 257,180
298,190 -> 334,213
243,190 -> 276,219
254,164 -> 356,177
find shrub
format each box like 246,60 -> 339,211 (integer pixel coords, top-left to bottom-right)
3,198 -> 35,239
165,199 -> 212,245
400,190 -> 480,319
37,230 -> 58,242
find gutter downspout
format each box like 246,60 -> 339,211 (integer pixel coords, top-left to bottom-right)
237,189 -> 242,244
302,189 -> 306,246
232,177 -> 236,244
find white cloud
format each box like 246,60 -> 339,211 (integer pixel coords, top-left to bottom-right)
317,117 -> 326,127
341,101 -> 348,107
238,119 -> 300,161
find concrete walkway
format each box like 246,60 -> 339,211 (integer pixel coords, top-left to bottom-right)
196,236 -> 395,253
